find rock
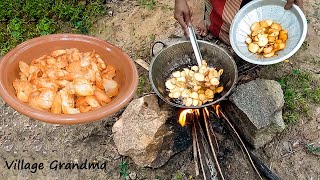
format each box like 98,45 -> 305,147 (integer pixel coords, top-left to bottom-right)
226,79 -> 285,149
149,114 -> 192,168
282,141 -> 292,153
315,107 -> 320,120
129,172 -> 137,180
108,10 -> 113,16
105,144 -> 121,160
112,95 -> 192,167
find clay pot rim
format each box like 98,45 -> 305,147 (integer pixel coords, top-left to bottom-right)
0,34 -> 138,124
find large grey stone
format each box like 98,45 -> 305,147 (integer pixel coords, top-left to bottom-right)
227,79 -> 285,148
112,95 -> 191,167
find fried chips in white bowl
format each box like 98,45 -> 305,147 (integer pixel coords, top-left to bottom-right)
230,0 -> 307,65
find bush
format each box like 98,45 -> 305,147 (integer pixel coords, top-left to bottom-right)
0,0 -> 107,55
278,69 -> 320,123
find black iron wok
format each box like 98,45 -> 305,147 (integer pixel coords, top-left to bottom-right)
149,40 -> 238,108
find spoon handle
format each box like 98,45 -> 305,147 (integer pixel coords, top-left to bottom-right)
188,26 -> 202,66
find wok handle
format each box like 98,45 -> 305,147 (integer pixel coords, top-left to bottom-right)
151,41 -> 167,57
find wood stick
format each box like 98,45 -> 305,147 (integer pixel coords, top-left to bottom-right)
134,59 -> 149,71
206,109 -> 220,152
192,119 -> 200,176
193,117 -> 207,180
203,109 -> 225,180
195,117 -> 218,179
218,109 -> 263,180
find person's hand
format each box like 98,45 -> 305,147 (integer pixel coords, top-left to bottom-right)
174,0 -> 192,37
284,0 -> 304,11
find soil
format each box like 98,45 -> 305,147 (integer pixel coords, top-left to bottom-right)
1,0 -> 319,179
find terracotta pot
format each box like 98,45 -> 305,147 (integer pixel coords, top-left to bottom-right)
0,34 -> 138,124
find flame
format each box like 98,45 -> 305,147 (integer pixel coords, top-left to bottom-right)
212,104 -> 221,118
194,109 -> 200,116
178,109 -> 193,126
203,107 -> 209,117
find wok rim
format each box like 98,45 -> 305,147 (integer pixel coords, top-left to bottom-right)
149,40 -> 238,109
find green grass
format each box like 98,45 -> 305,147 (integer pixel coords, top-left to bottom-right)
306,16 -> 311,24
160,4 -> 174,11
137,75 -> 150,96
117,160 -> 129,180
149,34 -> 156,42
0,0 -> 106,55
138,0 -> 156,10
172,171 -> 186,180
300,41 -> 309,51
36,17 -> 56,35
306,144 -> 320,155
278,69 -> 320,123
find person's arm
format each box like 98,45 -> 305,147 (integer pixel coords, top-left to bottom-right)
174,0 -> 192,36
284,0 -> 304,11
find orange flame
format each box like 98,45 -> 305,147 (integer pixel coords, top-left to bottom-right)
194,109 -> 200,116
178,109 -> 193,126
203,107 -> 209,117
212,104 -> 221,118
178,109 -> 201,126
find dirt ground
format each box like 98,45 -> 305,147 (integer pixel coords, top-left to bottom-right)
1,0 -> 319,179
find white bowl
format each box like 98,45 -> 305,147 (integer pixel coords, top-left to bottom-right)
230,0 -> 307,65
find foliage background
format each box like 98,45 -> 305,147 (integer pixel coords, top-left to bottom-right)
0,0 -> 107,55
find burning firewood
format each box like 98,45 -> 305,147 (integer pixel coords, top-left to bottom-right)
179,104 -> 280,180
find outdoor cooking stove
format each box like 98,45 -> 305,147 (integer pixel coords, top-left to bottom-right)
172,65 -> 279,180
177,105 -> 257,180
147,40 -> 278,179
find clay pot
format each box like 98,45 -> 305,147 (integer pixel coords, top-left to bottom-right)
0,34 -> 138,124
